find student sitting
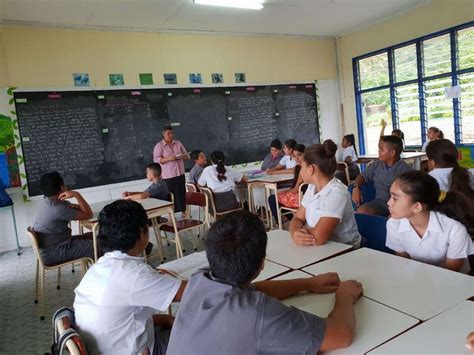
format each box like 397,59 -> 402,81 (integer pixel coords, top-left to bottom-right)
267,138 -> 297,174
268,144 -> 306,223
261,139 -> 284,171
422,126 -> 444,152
380,119 -> 405,149
426,138 -> 474,193
352,136 -> 412,217
166,210 -> 363,354
123,163 -> 169,201
189,150 -> 207,185
32,172 -> 94,265
290,140 -> 361,248
335,134 -> 360,185
198,150 -> 247,212
74,200 -> 186,355
386,171 -> 473,272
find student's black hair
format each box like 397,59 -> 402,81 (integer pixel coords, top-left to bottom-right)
190,150 -> 203,161
284,139 -> 297,150
395,171 -> 474,235
426,139 -> 474,200
303,140 -> 337,177
343,134 -> 358,155
428,126 -> 444,139
210,150 -> 227,182
205,210 -> 267,285
391,129 -> 405,141
39,171 -> 64,197
163,125 -> 173,131
97,200 -> 149,253
146,163 -> 162,177
291,144 -> 306,189
380,135 -> 403,157
270,139 -> 282,150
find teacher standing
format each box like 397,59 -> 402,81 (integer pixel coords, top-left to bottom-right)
153,126 -> 188,215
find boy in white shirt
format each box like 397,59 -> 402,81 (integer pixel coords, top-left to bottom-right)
386,171 -> 472,272
74,200 -> 186,354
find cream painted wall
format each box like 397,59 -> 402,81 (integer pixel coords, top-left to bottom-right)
337,0 -> 474,140
0,26 -> 9,86
1,26 -> 336,87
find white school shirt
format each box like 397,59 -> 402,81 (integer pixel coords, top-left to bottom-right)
301,178 -> 361,247
429,167 -> 474,191
341,146 -> 358,163
386,211 -> 472,267
198,165 -> 243,193
74,251 -> 181,355
279,155 -> 297,169
421,140 -> 429,152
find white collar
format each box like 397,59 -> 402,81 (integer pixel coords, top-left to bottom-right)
398,211 -> 443,234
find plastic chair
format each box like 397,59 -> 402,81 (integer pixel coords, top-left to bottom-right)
336,161 -> 351,184
27,228 -> 93,320
199,187 -> 241,223
52,307 -> 88,355
185,182 -> 198,193
354,214 -> 394,254
264,183 -> 307,230
348,182 -> 376,210
159,192 -> 210,259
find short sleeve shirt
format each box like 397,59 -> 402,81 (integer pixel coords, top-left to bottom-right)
301,179 -> 361,247
145,180 -> 169,200
74,251 -> 181,355
198,165 -> 243,193
279,155 -> 297,169
261,152 -> 283,171
167,272 -> 325,355
362,159 -> 412,202
33,198 -> 78,248
386,211 -> 472,266
153,140 -> 186,179
189,164 -> 205,185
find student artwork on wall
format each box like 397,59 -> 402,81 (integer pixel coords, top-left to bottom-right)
211,73 -> 224,84
139,73 -> 154,85
73,73 -> 90,87
235,73 -> 246,83
164,73 -> 177,85
189,73 -> 202,84
109,74 -> 125,86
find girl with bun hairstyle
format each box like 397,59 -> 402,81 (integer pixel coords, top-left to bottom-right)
289,140 -> 361,248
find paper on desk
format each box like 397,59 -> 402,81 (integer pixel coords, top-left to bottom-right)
158,251 -> 209,280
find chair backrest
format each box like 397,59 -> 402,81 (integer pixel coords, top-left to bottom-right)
298,183 -> 308,203
27,227 -> 44,265
348,182 -> 376,210
185,182 -> 198,193
199,187 -> 217,217
337,161 -> 350,183
185,192 -> 207,207
167,192 -> 175,203
53,307 -> 88,355
354,213 -> 393,254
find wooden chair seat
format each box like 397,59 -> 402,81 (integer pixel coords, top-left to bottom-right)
160,219 -> 202,233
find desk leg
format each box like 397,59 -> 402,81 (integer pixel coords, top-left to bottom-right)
415,157 -> 421,170
10,206 -> 21,255
167,207 -> 184,259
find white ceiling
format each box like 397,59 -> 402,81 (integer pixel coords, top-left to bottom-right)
0,0 -> 430,37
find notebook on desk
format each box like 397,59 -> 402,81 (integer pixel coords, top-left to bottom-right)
157,251 -> 209,280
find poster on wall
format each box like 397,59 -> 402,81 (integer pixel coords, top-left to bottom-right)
0,88 -> 20,188
73,73 -> 90,87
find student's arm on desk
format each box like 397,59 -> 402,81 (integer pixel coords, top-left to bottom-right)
289,206 -> 316,246
266,163 -> 284,173
306,218 -> 340,246
267,167 -> 295,175
319,280 -> 363,351
123,191 -> 150,200
59,191 -> 93,220
172,281 -> 187,302
253,273 -> 340,300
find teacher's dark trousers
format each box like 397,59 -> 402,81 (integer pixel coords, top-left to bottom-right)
163,174 -> 186,213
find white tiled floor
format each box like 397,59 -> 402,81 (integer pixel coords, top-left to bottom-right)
0,234 -> 204,354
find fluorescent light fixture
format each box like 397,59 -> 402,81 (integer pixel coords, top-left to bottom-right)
194,0 -> 264,10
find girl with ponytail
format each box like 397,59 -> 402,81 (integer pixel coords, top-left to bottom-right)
198,150 -> 247,212
386,170 -> 473,272
289,140 -> 361,248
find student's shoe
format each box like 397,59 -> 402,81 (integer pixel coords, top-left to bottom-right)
145,242 -> 154,256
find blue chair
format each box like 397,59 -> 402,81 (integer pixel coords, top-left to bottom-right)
354,213 -> 394,254
348,182 -> 376,210
0,183 -> 21,255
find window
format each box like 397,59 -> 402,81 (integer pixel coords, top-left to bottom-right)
354,22 -> 474,154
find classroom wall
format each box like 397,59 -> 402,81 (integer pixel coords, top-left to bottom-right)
0,27 -> 9,86
336,0 -> 474,140
1,26 -> 337,87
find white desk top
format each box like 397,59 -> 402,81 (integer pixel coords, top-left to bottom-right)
276,271 -> 419,355
303,248 -> 474,320
250,173 -> 294,184
265,230 -> 353,270
358,152 -> 426,161
370,301 -> 474,354
254,260 -> 290,282
89,198 -> 173,222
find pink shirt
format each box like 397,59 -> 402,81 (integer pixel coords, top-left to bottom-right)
153,139 -> 186,179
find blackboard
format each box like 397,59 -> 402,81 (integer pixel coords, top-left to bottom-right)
15,84 -> 319,196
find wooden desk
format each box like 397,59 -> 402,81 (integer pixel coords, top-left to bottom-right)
85,198 -> 175,261
303,248 -> 474,320
276,271 -> 419,355
370,301 -> 474,354
265,230 -> 353,270
358,152 -> 426,170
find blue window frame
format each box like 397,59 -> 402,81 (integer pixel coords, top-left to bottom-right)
353,21 -> 474,155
